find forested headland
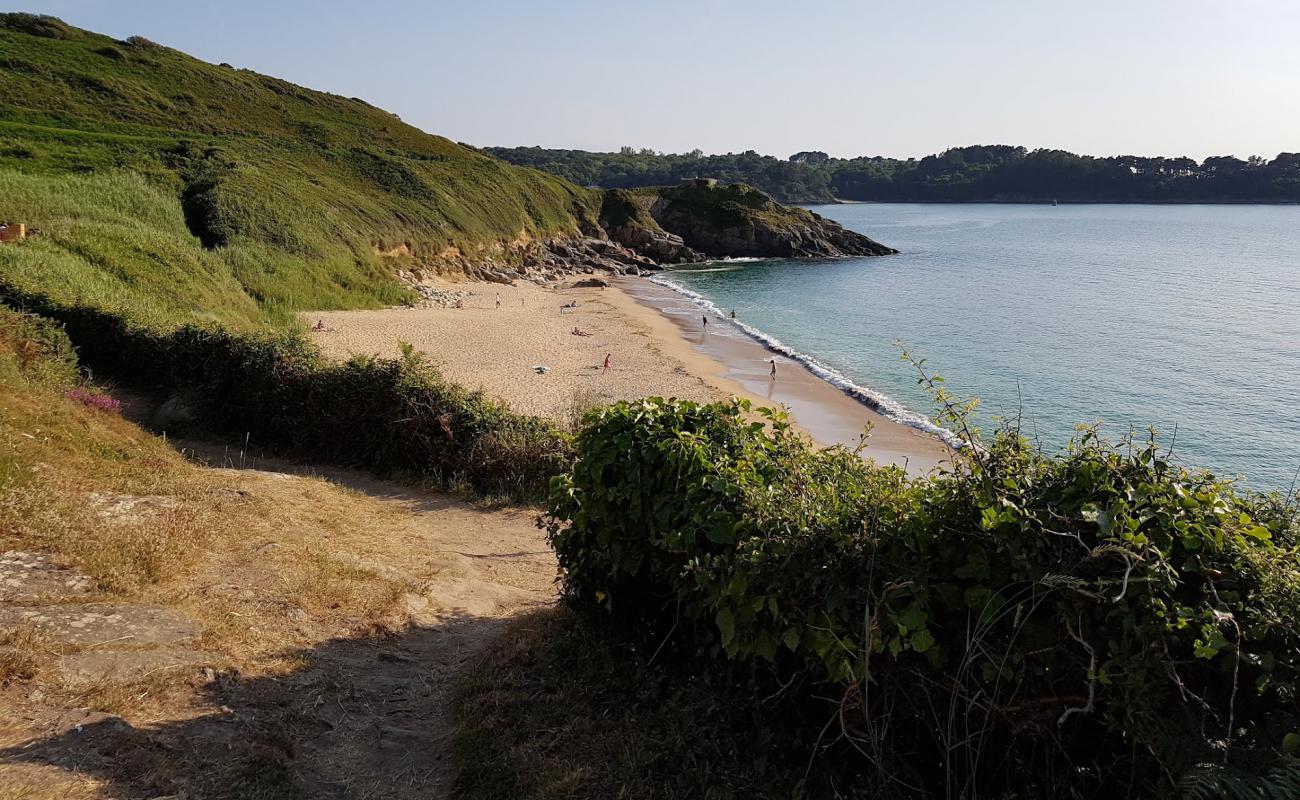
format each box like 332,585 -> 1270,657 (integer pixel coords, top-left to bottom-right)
488,144 -> 1300,205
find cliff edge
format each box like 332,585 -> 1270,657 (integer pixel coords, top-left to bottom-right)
603,181 -> 896,262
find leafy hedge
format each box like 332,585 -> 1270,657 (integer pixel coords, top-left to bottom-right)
546,397 -> 1300,797
1,289 -> 571,501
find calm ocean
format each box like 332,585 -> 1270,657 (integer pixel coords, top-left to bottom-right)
654,203 -> 1300,492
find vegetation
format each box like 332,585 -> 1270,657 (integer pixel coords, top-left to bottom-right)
541,392 -> 1300,797
0,303 -> 460,800
1,290 -> 572,502
0,14 -> 587,501
454,607 -> 798,800
654,180 -> 826,231
0,13 -> 601,329
491,143 -> 1300,205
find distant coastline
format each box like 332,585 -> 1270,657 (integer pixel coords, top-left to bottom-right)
489,144 -> 1300,206
823,198 -> 1300,205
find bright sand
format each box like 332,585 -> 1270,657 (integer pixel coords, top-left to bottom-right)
304,278 -> 950,476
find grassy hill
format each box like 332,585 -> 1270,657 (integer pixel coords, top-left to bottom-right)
0,13 -> 599,329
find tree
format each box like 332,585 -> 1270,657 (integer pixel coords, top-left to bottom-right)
789,150 -> 830,164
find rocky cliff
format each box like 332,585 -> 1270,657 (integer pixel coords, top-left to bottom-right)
645,181 -> 897,259
457,182 -> 899,289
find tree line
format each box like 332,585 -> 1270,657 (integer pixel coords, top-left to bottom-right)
487,144 -> 1300,205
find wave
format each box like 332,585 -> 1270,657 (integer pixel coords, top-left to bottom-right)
645,274 -> 966,449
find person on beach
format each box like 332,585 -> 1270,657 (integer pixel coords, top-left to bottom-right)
495,293 -> 501,309
603,353 -> 611,372
769,358 -> 777,379
702,315 -> 708,330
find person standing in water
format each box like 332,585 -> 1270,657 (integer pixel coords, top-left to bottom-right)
769,359 -> 777,379
730,310 -> 736,319
702,315 -> 708,330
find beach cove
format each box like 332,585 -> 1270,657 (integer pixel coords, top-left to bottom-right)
303,278 -> 950,477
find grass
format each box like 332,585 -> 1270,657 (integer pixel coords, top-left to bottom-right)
0,626 -> 48,685
453,607 -> 803,800
0,306 -> 416,644
0,13 -> 602,331
655,180 -> 819,230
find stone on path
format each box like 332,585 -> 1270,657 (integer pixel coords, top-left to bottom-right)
60,648 -> 211,685
0,551 -> 94,602
0,605 -> 199,646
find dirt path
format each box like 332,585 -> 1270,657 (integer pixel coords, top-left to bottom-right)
0,444 -> 558,799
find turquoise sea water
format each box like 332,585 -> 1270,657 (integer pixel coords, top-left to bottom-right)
656,203 -> 1300,492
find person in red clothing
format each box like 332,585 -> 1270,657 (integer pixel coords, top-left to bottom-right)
603,353 -> 611,372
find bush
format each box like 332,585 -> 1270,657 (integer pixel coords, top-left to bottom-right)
0,13 -> 80,40
1,292 -> 571,502
545,397 -> 1300,797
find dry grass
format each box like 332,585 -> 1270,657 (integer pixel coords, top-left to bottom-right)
0,378 -> 426,736
0,625 -> 49,685
0,332 -> 557,798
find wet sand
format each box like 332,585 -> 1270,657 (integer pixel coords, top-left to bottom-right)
304,278 -> 949,476
618,278 -> 950,474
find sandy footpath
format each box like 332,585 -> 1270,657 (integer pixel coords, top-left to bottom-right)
303,278 -> 951,475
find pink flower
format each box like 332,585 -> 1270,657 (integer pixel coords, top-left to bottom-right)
64,388 -> 121,413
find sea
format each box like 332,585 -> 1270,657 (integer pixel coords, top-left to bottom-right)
651,203 -> 1300,493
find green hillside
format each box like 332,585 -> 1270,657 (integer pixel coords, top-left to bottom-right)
0,13 -> 599,329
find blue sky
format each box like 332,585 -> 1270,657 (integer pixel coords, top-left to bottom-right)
14,0 -> 1300,160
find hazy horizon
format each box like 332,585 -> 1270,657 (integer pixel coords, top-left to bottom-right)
12,0 -> 1300,162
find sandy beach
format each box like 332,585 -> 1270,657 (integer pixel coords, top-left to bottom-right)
304,278 -> 950,475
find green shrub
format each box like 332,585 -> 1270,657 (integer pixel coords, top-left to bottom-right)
545,397 -> 1300,797
0,13 -> 81,40
1,291 -> 571,502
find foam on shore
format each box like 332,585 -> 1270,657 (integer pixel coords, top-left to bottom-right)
646,272 -> 965,449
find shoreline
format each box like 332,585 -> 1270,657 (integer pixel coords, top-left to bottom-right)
304,278 -> 950,477
616,277 -> 951,475
636,272 -> 964,450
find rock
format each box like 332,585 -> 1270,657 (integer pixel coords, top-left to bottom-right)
150,396 -> 196,433
0,551 -> 94,602
573,278 -> 608,288
647,182 -> 897,259
0,604 -> 200,646
87,493 -> 179,523
60,648 -> 211,685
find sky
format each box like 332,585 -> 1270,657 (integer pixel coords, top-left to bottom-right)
13,0 -> 1300,160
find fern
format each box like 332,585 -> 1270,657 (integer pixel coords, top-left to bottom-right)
1179,758 -> 1300,800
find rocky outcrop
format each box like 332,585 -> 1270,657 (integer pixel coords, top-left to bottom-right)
598,189 -> 705,263
393,181 -> 895,303
604,222 -> 702,263
395,235 -> 660,303
647,181 -> 897,259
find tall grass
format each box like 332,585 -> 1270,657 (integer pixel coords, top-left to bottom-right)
0,13 -> 603,335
